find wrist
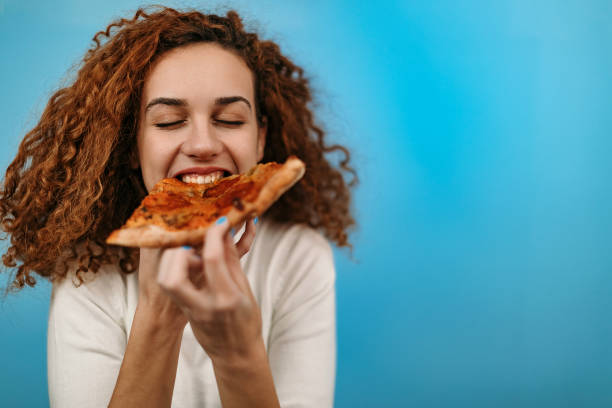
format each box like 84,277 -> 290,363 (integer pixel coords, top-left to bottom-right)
211,337 -> 268,375
135,301 -> 187,334
211,338 -> 280,408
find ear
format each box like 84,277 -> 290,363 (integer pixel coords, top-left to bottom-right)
256,117 -> 267,162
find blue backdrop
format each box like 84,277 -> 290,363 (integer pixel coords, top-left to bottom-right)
1,1 -> 611,407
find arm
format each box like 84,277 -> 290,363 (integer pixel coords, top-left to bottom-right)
108,248 -> 188,408
107,303 -> 185,407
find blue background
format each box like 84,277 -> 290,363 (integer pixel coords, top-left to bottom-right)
1,1 -> 611,407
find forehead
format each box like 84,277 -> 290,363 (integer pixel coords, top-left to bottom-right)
142,43 -> 255,104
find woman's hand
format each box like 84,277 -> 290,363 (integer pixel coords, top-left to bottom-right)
156,217 -> 262,367
138,247 -> 189,332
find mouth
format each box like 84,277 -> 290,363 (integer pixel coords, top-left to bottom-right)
177,170 -> 231,185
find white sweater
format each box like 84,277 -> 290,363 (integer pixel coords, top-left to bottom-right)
47,219 -> 336,407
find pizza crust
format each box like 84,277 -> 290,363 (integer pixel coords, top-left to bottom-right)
106,157 -> 305,248
106,225 -> 212,247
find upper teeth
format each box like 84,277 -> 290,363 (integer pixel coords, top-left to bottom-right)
181,171 -> 224,184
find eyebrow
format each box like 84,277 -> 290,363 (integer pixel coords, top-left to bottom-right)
144,96 -> 252,112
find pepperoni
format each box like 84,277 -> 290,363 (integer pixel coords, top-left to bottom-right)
142,192 -> 191,212
215,181 -> 258,209
203,177 -> 240,198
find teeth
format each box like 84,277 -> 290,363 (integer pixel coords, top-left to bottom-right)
181,171 -> 224,184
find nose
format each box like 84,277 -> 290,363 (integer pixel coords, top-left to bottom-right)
180,119 -> 223,160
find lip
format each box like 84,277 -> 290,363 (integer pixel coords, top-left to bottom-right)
172,167 -> 232,178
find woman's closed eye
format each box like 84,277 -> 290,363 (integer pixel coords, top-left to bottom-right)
215,119 -> 245,127
155,120 -> 185,128
155,119 -> 245,128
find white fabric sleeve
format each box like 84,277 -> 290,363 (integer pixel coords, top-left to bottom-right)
47,268 -> 127,408
267,227 -> 337,408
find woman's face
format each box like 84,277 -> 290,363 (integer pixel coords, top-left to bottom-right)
136,42 -> 266,191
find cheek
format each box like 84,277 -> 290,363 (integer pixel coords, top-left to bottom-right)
138,137 -> 173,188
230,133 -> 261,172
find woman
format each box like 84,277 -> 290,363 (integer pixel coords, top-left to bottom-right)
0,6 -> 355,407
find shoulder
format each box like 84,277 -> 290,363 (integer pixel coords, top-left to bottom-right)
50,260 -> 129,325
51,259 -> 126,293
247,217 -> 335,302
249,217 -> 333,271
255,217 -> 331,255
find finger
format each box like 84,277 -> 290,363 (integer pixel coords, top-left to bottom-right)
182,246 -> 205,288
235,217 -> 257,258
157,246 -> 210,310
201,216 -> 241,295
223,221 -> 254,295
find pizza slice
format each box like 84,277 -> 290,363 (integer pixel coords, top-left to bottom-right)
106,156 -> 305,248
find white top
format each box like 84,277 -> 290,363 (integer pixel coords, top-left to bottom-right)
47,219 -> 336,407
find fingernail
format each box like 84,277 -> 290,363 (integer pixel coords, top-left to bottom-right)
230,228 -> 236,236
182,245 -> 191,250
254,217 -> 259,225
216,216 -> 227,225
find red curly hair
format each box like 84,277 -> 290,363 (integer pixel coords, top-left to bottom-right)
0,6 -> 356,292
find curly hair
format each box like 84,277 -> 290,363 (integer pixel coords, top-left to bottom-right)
0,6 -> 356,292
